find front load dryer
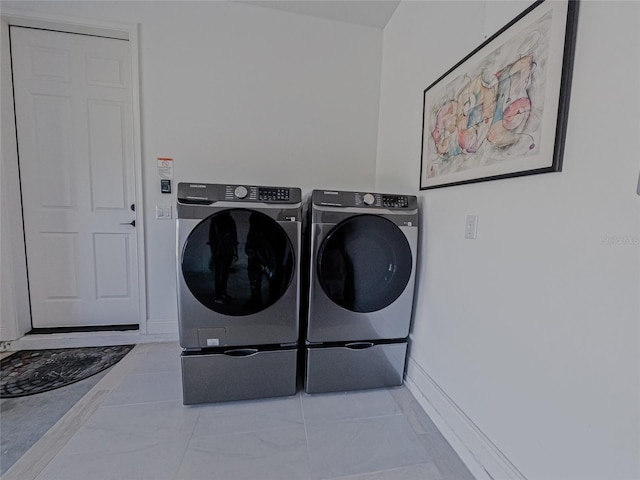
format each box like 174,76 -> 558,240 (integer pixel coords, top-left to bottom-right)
305,189 -> 418,393
177,182 -> 301,404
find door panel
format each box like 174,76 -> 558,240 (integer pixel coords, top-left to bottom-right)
11,26 -> 139,328
88,101 -> 128,210
42,233 -> 79,299
181,209 -> 295,317
94,233 -> 131,299
34,95 -> 75,208
317,215 -> 412,313
307,222 -> 417,343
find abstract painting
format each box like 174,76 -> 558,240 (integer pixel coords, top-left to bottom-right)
420,0 -> 579,189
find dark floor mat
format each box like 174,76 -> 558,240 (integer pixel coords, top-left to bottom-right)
0,345 -> 134,397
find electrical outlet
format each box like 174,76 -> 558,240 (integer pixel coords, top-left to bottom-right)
156,205 -> 172,220
465,215 -> 478,239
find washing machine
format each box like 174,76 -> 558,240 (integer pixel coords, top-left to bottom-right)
177,182 -> 301,404
305,189 -> 418,393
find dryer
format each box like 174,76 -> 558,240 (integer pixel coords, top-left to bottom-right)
177,182 -> 301,404
305,189 -> 418,393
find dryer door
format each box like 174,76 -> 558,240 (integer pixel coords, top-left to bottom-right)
181,208 -> 295,316
317,214 -> 412,313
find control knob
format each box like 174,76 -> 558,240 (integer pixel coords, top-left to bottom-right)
234,186 -> 248,199
363,193 -> 375,206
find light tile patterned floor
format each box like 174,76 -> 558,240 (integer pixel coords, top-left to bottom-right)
5,342 -> 475,480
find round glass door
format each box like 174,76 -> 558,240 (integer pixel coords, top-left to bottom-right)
318,214 -> 412,313
181,209 -> 294,316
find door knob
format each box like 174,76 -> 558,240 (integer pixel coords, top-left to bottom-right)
120,220 -> 136,227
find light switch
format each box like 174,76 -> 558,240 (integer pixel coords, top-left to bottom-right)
156,205 -> 172,220
465,215 -> 478,239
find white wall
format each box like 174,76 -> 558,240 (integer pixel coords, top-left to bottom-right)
376,1 -> 640,479
3,1 -> 638,477
0,1 -> 382,336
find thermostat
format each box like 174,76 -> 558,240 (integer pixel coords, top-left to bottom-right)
161,179 -> 171,193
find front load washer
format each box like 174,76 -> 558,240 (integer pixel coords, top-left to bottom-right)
305,189 -> 418,393
177,182 -> 301,404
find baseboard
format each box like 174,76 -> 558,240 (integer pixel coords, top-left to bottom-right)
405,357 -> 527,480
145,319 -> 178,335
28,324 -> 139,334
4,330 -> 178,351
2,320 -> 178,351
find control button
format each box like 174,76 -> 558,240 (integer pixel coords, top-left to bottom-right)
259,188 -> 290,201
234,186 -> 248,199
382,195 -> 409,208
363,193 -> 375,205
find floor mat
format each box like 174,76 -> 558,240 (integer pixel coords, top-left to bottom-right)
0,345 -> 134,398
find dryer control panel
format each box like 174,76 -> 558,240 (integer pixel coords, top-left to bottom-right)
312,190 -> 416,210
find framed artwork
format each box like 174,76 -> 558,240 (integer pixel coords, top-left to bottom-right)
420,0 -> 579,190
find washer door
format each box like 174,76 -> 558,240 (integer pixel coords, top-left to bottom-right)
317,214 -> 412,313
181,209 -> 294,316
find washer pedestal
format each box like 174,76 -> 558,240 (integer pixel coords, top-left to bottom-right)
181,347 -> 298,405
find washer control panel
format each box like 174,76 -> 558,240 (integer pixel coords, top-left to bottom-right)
382,195 -> 409,208
177,183 -> 301,205
234,186 -> 248,199
225,185 -> 295,203
225,185 -> 258,201
363,193 -> 376,205
258,187 -> 290,202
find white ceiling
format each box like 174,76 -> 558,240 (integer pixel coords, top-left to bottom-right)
238,0 -> 401,29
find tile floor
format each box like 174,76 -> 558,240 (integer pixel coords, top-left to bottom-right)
0,365 -> 110,475
4,342 -> 475,480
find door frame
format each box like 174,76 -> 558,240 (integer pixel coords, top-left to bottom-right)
0,10 -> 148,337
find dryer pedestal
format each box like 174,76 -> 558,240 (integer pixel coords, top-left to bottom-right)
304,341 -> 406,394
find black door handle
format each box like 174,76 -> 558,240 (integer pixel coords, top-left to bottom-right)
120,220 -> 136,227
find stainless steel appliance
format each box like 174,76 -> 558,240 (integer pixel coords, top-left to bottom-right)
305,189 -> 418,393
177,182 -> 301,404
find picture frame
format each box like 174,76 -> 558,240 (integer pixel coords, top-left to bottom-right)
419,0 -> 579,190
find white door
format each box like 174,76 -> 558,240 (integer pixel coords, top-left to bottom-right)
11,26 -> 139,329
